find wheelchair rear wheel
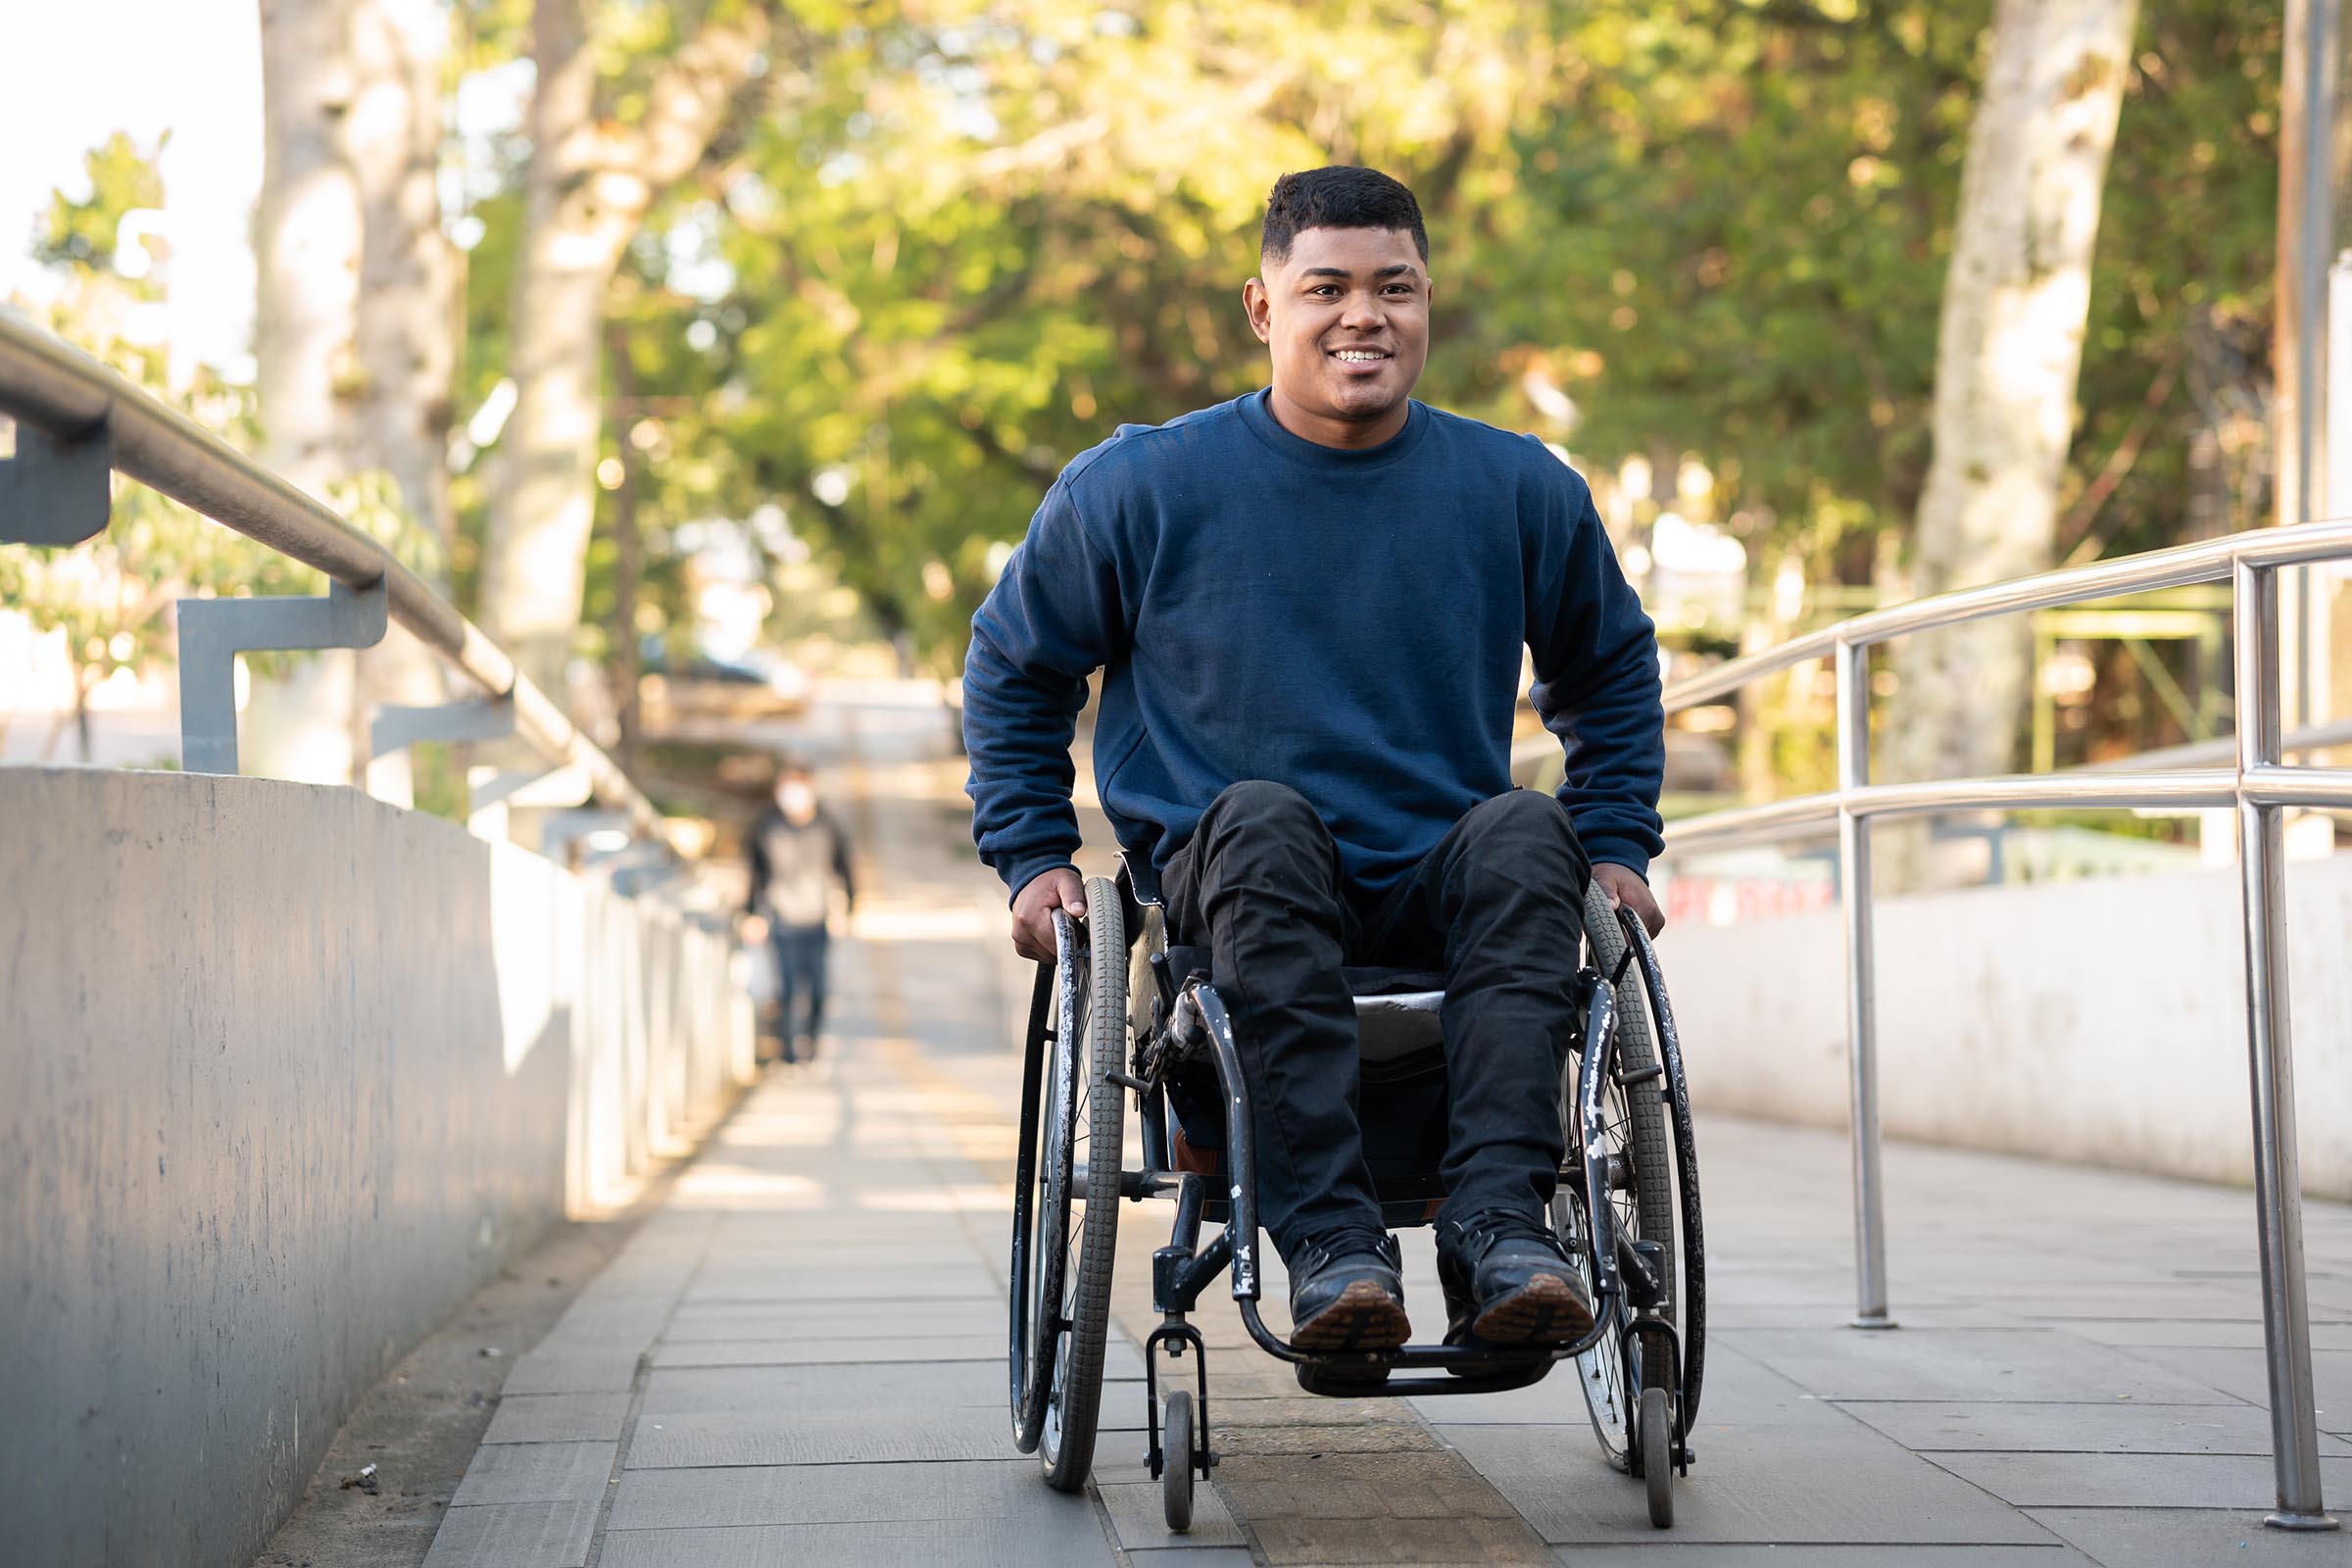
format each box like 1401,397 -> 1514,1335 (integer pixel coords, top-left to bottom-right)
1008,878 -> 1128,1492
1559,882 -> 1680,1472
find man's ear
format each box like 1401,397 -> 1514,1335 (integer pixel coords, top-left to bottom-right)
1243,276 -> 1272,344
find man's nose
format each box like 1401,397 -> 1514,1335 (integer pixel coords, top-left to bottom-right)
1339,292 -> 1386,331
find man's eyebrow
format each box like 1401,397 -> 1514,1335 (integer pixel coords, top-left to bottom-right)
1299,265 -> 1419,280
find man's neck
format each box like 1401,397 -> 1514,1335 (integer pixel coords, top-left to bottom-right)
1264,386 -> 1410,450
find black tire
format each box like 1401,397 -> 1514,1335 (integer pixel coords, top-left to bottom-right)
1619,912 -> 1708,1425
1561,882 -> 1678,1465
1161,1390 -> 1196,1532
1008,958 -> 1055,1453
1036,878 -> 1128,1493
1641,1385 -> 1674,1528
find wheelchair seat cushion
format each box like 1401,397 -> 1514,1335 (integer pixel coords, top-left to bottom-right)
1162,946 -> 1446,1070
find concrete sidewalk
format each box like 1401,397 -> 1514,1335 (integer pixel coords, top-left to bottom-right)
418,753 -> 2351,1566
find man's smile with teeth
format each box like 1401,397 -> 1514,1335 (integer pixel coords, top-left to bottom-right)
1333,349 -> 1389,361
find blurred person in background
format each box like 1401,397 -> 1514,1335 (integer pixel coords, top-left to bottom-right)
742,760 -> 857,1064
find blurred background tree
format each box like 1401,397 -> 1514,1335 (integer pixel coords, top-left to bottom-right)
4,0 -> 2293,815
2,137 -> 309,762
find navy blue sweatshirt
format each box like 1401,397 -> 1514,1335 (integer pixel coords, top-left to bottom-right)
962,389 -> 1665,902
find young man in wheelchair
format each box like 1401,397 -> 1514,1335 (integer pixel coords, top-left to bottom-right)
963,166 -> 1666,1357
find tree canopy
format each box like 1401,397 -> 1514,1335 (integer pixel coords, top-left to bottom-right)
518,0 -> 2274,677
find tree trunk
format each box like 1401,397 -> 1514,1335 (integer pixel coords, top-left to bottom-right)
247,0 -> 366,786
608,322 -> 645,773
1886,0 -> 2140,798
348,0 -> 455,548
348,0 -> 458,802
474,0 -> 769,695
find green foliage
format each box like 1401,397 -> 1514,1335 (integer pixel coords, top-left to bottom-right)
30,131 -> 169,282
435,0 -> 2281,707
6,139 -> 304,706
0,308 -> 316,686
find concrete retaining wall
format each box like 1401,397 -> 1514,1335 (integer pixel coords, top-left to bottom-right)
1657,850 -> 2352,1198
0,767 -> 755,1568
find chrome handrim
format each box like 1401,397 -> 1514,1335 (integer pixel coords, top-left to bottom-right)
1041,956 -> 1090,1460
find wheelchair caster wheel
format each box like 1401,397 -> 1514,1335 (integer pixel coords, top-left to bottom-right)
1640,1386 -> 1673,1528
1161,1390 -> 1196,1532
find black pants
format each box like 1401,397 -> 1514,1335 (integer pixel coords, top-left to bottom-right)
767,923 -> 829,1061
1162,781 -> 1591,1257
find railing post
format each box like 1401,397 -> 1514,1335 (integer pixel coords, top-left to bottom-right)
2231,560 -> 2338,1531
1836,636 -> 1894,1330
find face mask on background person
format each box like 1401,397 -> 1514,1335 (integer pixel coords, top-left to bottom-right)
778,781 -> 816,819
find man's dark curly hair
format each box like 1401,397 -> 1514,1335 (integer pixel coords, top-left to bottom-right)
1259,166 -> 1429,266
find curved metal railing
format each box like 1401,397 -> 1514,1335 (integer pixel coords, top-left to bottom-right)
0,312 -> 658,835
1608,521 -> 2348,1530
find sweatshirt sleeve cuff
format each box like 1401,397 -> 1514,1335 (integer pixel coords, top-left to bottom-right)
1003,855 -> 1081,906
1579,836 -> 1652,883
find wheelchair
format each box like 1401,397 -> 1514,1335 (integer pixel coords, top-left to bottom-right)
1006,858 -> 1707,1530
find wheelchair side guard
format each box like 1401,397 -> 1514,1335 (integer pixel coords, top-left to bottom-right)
1575,971 -> 1624,1310
1176,983 -> 1262,1301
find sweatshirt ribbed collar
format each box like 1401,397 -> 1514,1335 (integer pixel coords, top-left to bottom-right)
1235,388 -> 1430,473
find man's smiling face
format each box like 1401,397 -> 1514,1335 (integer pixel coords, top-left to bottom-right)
1245,224 -> 1431,449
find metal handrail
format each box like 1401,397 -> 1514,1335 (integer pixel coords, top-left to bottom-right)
0,313 -> 658,834
1636,520 -> 2345,1531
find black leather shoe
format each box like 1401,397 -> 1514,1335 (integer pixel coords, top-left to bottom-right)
1437,1211 -> 1594,1348
1287,1229 -> 1411,1351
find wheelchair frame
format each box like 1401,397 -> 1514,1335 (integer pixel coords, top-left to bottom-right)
1007,864 -> 1707,1530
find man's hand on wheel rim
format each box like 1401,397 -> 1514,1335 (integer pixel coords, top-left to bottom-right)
1011,866 -> 1087,961
1593,861 -> 1665,939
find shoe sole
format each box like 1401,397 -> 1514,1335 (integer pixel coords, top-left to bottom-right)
1292,1280 -> 1413,1352
1469,1272 -> 1596,1347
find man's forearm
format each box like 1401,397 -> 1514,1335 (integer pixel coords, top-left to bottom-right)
961,631 -> 1089,896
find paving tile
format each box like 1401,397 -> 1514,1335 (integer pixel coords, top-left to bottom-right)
1210,1450 -> 1524,1520
2107,1345 -> 2352,1418
420,1501 -> 599,1568
497,1348 -> 642,1396
1121,1550 -> 1256,1566
641,1357 -> 1001,1414
662,1301 -> 999,1340
1545,1548 -> 2092,1567
1089,1423 -> 1157,1484
1705,1302 -> 2032,1330
1445,1420 -> 2056,1546
684,1266 -> 998,1302
1436,1345 -> 2063,1548
648,1333 -> 1001,1367
1931,1451 -> 2352,1510
530,1299 -> 679,1349
450,1442 -> 618,1507
2026,1507 -> 2352,1567
1215,1421 -> 1442,1457
1726,1327 -> 2240,1405
482,1393 -> 633,1446
1208,1396 -> 1401,1429
610,1459 -> 1066,1529
2002,1287 -> 2280,1322
1097,1480 -> 1246,1549
1838,1400 -> 2352,1456
1252,1512 -> 1556,1565
626,1405 -> 1012,1467
2060,1318 -> 2352,1351
597,1517 -> 1116,1567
